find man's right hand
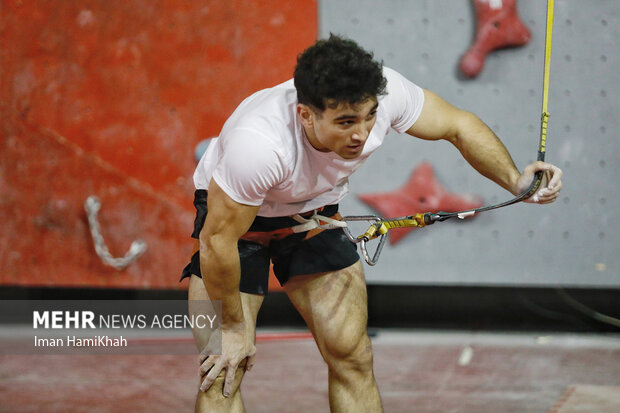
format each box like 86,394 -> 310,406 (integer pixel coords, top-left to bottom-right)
198,321 -> 256,397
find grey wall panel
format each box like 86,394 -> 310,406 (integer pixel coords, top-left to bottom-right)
319,0 -> 619,286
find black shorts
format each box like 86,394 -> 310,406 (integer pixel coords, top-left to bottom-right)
180,190 -> 359,295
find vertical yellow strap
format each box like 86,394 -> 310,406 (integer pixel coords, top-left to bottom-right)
540,0 -> 554,155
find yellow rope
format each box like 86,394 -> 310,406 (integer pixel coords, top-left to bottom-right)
540,0 -> 554,155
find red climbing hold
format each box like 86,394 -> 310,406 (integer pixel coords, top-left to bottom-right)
357,162 -> 483,245
460,0 -> 531,78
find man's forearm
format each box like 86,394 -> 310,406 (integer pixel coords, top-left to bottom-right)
200,239 -> 244,326
452,112 -> 521,195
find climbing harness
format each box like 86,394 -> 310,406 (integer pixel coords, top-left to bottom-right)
291,211 -> 348,233
241,209 -> 347,245
339,0 -> 555,265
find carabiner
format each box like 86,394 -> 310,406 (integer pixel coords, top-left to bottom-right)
341,215 -> 381,243
359,233 -> 388,266
341,215 -> 388,266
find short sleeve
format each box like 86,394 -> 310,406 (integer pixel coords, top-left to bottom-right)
382,67 -> 425,134
211,128 -> 283,206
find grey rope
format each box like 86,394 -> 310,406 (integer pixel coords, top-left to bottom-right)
84,196 -> 147,270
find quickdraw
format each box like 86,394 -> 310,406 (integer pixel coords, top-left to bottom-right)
340,214 -> 427,266
341,0 -> 555,266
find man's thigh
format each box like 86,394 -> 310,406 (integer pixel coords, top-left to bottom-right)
283,261 -> 369,355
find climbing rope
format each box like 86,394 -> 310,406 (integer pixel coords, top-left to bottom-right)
84,196 -> 147,270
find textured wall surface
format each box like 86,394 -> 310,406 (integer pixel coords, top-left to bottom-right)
0,0 -> 317,288
320,0 -> 619,286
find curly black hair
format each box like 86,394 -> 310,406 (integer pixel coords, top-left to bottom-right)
294,34 -> 387,112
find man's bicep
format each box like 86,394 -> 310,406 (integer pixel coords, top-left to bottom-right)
405,89 -> 466,143
200,179 -> 260,243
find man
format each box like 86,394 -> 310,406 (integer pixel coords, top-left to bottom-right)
181,35 -> 562,412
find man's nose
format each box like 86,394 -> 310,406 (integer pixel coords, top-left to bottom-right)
351,124 -> 368,142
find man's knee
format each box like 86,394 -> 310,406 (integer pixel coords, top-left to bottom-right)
196,361 -> 247,405
322,331 -> 374,374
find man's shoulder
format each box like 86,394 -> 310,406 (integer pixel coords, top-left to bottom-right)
238,78 -> 297,116
226,79 -> 297,131
382,66 -> 414,88
221,79 -> 299,152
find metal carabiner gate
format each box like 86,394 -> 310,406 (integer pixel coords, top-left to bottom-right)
341,215 -> 389,266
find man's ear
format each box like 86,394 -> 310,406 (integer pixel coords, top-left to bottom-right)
296,104 -> 313,127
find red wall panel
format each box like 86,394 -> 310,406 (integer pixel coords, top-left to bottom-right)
1,0 -> 318,289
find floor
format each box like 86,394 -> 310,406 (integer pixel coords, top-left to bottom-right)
1,330 -> 619,412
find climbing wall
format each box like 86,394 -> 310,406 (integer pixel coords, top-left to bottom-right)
0,0 -> 317,288
319,0 -> 620,286
2,1 -> 617,289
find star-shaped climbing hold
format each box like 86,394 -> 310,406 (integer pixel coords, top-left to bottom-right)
357,162 -> 484,244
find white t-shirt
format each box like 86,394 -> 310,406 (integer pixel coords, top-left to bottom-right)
193,67 -> 425,217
